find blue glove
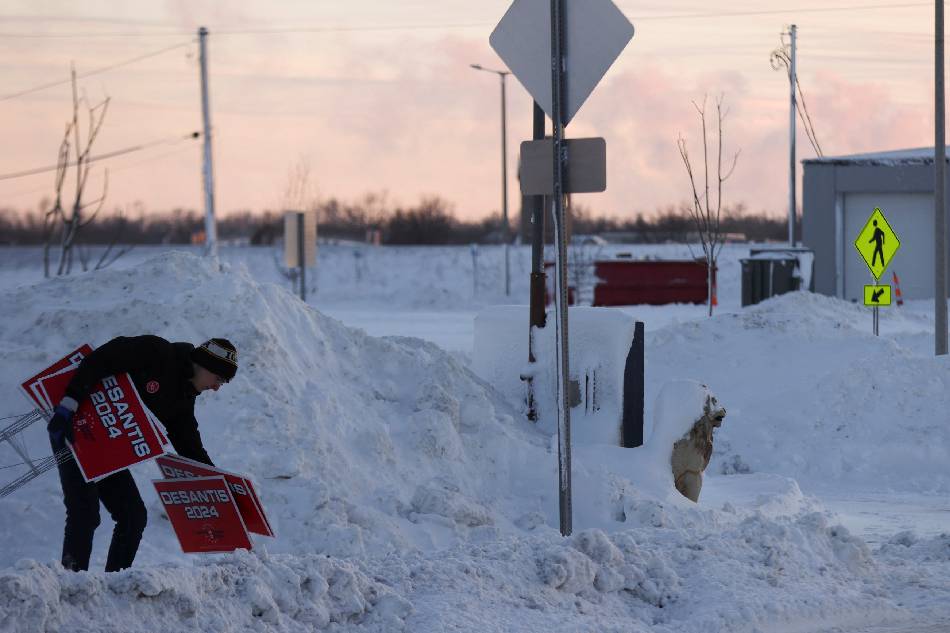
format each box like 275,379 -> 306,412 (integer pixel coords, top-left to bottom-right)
47,397 -> 78,450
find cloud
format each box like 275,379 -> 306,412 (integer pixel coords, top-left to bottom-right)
2,26 -> 936,221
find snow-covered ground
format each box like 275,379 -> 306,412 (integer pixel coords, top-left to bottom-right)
0,243 -> 947,632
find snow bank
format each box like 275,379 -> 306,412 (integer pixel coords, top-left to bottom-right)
0,251 -> 921,632
648,290 -> 950,493
0,551 -> 411,633
473,305 -> 638,445
0,252 -> 553,565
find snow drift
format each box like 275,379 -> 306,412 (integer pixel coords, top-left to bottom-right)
0,252 -> 921,632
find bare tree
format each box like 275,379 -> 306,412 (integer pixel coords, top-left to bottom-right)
677,94 -> 740,316
45,65 -> 110,277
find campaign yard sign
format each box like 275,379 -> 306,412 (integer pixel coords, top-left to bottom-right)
153,476 -> 252,553
20,345 -> 167,482
155,454 -> 274,537
20,344 -> 93,412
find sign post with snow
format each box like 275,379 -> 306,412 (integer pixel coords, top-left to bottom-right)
854,207 -> 900,336
491,0 -> 634,536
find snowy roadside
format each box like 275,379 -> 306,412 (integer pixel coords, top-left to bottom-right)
0,246 -> 947,632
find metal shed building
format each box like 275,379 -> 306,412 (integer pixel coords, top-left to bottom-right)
802,147 -> 948,302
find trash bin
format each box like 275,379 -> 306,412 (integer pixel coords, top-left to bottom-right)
741,247 -> 814,307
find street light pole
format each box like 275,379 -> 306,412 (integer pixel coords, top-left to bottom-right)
471,63 -> 511,296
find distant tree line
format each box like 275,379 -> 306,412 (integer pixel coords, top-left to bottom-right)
0,195 -> 788,246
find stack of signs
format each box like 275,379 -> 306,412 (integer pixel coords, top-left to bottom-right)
153,476 -> 253,553
153,454 -> 274,554
20,345 -> 167,481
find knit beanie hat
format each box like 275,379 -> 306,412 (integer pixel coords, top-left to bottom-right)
191,338 -> 238,382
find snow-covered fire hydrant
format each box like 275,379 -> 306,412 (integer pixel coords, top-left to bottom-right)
670,393 -> 727,502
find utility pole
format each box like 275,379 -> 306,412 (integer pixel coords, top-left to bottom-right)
788,24 -> 797,246
936,3 -> 947,355
198,26 -> 218,259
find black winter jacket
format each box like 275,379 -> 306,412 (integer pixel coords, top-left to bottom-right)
65,335 -> 214,466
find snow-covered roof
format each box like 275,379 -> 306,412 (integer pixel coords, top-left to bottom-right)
803,146 -> 950,166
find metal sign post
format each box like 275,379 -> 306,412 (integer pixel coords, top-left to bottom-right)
856,207 -> 900,336
491,0 -> 633,538
297,212 -> 306,302
549,0 -> 572,538
527,101 -> 546,423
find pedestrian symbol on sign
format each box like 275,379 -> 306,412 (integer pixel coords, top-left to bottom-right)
854,208 -> 900,280
869,220 -> 886,268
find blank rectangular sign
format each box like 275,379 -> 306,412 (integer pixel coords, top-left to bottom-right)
284,211 -> 317,268
519,137 -> 606,195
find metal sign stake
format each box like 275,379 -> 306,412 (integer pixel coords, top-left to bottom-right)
550,0 -> 572,538
873,279 -> 879,337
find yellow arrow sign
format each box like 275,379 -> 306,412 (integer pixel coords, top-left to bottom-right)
854,207 -> 900,279
864,284 -> 892,306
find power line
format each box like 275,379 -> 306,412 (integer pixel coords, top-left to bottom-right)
0,3 -> 931,40
0,41 -> 192,102
0,132 -> 199,181
0,22 -> 491,39
0,143 -> 199,201
626,2 -> 930,20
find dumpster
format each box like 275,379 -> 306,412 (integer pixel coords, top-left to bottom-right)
593,260 -> 713,306
740,247 -> 814,307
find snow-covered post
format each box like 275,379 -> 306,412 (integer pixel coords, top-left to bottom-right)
470,243 -> 479,297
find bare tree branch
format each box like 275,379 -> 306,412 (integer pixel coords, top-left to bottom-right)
49,65 -> 110,276
677,93 -> 740,316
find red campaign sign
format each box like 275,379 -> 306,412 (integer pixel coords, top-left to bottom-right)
20,344 -> 94,411
20,345 -> 167,482
156,454 -> 274,537
153,476 -> 252,553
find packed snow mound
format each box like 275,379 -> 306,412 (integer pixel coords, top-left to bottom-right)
647,289 -> 950,493
0,249 -> 941,632
362,514 -> 891,632
0,550 -> 411,633
0,252 -> 559,564
878,531 -> 950,563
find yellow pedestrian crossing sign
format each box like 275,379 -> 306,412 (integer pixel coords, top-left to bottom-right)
864,284 -> 891,306
854,207 -> 900,280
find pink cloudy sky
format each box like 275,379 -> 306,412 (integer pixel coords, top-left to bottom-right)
0,1 -> 939,221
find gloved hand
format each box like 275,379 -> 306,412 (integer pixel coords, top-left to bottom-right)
47,397 -> 78,450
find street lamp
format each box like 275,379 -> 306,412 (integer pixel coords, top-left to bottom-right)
470,63 -> 511,296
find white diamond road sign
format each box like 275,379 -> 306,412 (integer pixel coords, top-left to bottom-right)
490,0 -> 634,126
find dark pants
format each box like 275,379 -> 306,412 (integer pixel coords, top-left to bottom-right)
54,443 -> 147,572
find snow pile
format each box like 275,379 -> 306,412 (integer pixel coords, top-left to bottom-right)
360,513 -> 889,632
0,550 -> 411,633
648,290 -> 950,493
473,305 -> 639,445
0,251 -> 931,632
0,252 -> 553,563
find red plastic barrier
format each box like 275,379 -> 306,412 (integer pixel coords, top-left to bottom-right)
593,260 -> 714,306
